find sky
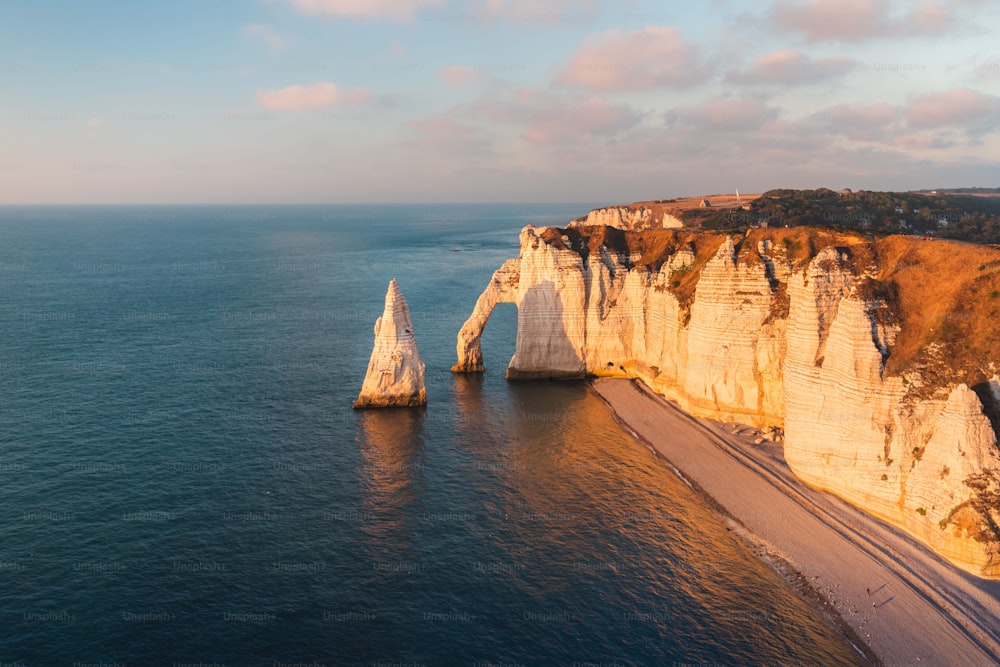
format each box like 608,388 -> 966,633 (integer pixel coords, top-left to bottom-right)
1,0 -> 998,204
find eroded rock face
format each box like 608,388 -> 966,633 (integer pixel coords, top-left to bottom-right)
354,279 -> 426,409
454,224 -> 1000,577
452,259 -> 519,374
572,206 -> 684,230
507,227 -> 588,379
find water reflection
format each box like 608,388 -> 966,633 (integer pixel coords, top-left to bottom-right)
450,372 -> 486,425
446,381 -> 866,666
356,408 -> 425,552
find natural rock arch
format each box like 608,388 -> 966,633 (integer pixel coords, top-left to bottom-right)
452,226 -> 588,380
451,259 -> 520,374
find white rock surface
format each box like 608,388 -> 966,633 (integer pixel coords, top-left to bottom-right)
572,206 -> 683,230
354,279 -> 426,409
452,259 -> 519,373
454,225 -> 1000,576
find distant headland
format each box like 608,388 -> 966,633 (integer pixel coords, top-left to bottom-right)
579,187 -> 1000,244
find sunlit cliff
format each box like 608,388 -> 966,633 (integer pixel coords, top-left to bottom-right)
454,223 -> 1000,578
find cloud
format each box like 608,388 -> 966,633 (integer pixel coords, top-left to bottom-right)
725,50 -> 857,85
667,97 -> 781,132
973,58 -> 1000,79
85,117 -> 104,128
906,88 -> 1000,133
281,0 -> 445,19
904,1 -> 957,34
555,26 -> 707,92
473,0 -> 599,24
522,96 -> 641,144
767,0 -> 961,42
256,81 -> 372,110
811,102 -> 900,140
891,132 -> 957,150
242,24 -> 287,50
438,65 -> 482,87
466,89 -> 643,145
407,117 -> 494,154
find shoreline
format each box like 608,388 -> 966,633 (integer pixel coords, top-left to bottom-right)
591,377 -> 1000,667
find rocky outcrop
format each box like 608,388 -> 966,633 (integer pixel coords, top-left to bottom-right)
454,224 -> 1000,577
572,205 -> 684,230
354,279 -> 426,409
452,259 -> 519,374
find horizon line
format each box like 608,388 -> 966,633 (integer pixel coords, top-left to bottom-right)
0,201 -> 606,207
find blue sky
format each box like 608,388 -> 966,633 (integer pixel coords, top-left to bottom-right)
1,0 -> 998,204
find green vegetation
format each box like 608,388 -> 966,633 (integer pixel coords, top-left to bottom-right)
930,187 -> 1000,195
684,187 -> 1000,244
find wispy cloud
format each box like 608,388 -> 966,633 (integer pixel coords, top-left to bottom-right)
464,88 -> 643,145
811,102 -> 900,140
767,0 -> 962,42
281,0 -> 446,20
407,116 -> 495,154
891,132 -> 957,150
242,24 -> 288,50
471,0 -> 600,24
906,88 -> 1000,133
667,98 -> 781,132
725,50 -> 858,86
256,81 -> 372,110
555,26 -> 708,92
438,65 -> 482,87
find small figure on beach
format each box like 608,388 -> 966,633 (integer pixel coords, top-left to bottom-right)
866,587 -> 870,597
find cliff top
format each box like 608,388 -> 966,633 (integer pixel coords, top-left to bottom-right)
587,188 -> 1000,244
871,234 -> 1000,387
718,188 -> 1000,245
541,224 -> 1000,387
574,193 -> 762,223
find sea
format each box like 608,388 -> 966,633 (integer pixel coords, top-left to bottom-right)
0,205 -> 864,666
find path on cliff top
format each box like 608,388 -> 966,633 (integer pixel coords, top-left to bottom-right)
592,378 -> 1000,667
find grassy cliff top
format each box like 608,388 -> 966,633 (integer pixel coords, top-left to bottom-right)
872,235 -> 1000,385
695,187 -> 1000,245
540,224 -> 1000,385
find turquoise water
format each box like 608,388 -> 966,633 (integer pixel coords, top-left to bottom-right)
0,205 -> 863,665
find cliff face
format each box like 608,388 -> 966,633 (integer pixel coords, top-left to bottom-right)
454,225 -> 1000,577
572,205 -> 684,230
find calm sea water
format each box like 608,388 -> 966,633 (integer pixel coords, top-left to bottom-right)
0,205 -> 862,666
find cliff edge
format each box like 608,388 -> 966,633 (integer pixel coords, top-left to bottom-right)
454,224 -> 1000,577
570,194 -> 760,230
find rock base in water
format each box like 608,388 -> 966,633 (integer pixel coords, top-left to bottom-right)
353,390 -> 427,410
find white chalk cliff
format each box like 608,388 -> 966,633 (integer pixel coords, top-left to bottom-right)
354,279 -> 427,409
454,224 -> 1000,577
571,205 -> 684,230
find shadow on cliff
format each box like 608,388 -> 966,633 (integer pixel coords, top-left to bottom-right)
972,380 -> 1000,445
356,408 -> 425,551
507,280 -> 585,380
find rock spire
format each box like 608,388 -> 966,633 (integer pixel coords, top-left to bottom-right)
354,279 -> 427,409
